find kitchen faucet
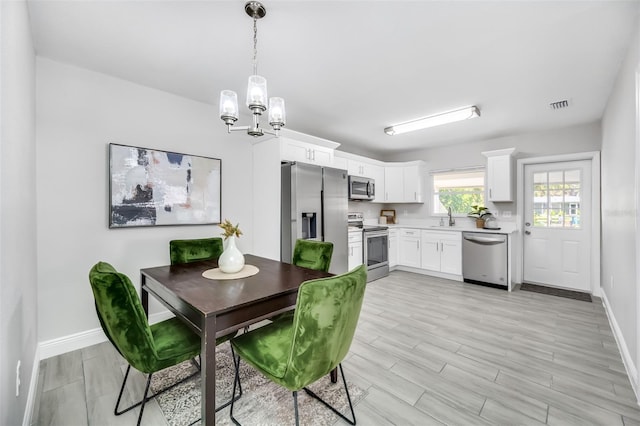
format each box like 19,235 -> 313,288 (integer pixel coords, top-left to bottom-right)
447,206 -> 455,227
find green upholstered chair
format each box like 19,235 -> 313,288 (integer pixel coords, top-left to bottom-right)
169,237 -> 224,265
229,264 -> 367,425
89,261 -> 237,426
271,239 -> 334,323
291,239 -> 333,272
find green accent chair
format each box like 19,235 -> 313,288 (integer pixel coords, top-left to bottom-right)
229,264 -> 367,425
169,237 -> 224,265
291,239 -> 334,272
89,261 -> 237,426
272,239 -> 334,322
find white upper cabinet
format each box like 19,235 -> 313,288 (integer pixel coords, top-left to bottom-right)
483,148 -> 516,202
281,138 -> 334,167
403,164 -> 424,203
384,167 -> 404,202
385,163 -> 424,203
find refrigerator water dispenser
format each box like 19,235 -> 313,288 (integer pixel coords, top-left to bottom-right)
301,212 -> 317,239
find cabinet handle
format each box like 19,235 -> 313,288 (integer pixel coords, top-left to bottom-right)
489,188 -> 492,199
440,242 -> 443,251
417,241 -> 420,249
414,192 -> 417,200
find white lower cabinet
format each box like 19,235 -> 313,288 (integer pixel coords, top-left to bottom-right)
420,230 -> 462,275
348,231 -> 363,271
399,229 -> 421,268
388,228 -> 398,268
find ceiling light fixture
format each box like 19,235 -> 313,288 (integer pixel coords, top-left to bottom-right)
384,106 -> 480,136
219,1 -> 285,137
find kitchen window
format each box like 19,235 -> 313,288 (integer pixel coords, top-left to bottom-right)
432,168 -> 485,215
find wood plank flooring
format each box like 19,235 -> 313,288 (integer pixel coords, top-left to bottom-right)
32,270 -> 640,425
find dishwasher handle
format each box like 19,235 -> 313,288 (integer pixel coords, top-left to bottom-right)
463,234 -> 505,245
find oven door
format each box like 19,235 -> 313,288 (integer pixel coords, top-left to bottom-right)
364,230 -> 389,281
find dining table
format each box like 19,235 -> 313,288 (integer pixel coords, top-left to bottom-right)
139,253 -> 333,425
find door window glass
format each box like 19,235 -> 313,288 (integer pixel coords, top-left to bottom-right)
532,169 -> 581,228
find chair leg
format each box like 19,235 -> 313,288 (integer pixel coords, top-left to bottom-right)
136,374 -> 153,426
114,363 -> 200,418
215,345 -> 242,413
114,365 -> 133,416
229,352 -> 243,426
293,390 -> 300,426
303,363 -> 356,425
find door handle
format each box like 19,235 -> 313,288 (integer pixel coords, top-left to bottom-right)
525,230 -> 531,235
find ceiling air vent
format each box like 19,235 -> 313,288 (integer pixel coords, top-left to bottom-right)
549,99 -> 570,110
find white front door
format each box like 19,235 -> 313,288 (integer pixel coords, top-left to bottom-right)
523,160 -> 591,292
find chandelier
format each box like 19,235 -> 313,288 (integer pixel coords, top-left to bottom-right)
219,1 -> 285,137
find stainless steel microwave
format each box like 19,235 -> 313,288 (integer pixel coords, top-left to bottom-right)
348,175 -> 375,201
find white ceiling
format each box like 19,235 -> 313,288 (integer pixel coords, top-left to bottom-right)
27,0 -> 639,156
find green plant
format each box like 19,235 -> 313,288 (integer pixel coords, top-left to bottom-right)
219,219 -> 242,239
467,205 -> 492,219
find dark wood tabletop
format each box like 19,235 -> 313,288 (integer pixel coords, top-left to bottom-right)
139,254 -> 332,425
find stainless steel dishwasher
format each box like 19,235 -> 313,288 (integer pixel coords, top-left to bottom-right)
462,232 -> 507,287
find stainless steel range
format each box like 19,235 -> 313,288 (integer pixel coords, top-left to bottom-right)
348,212 -> 389,282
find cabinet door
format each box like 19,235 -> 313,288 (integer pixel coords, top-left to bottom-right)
388,230 -> 398,267
347,160 -> 363,176
281,139 -> 333,167
403,165 -> 423,203
487,155 -> 513,201
385,167 -> 404,202
369,164 -> 386,203
348,241 -> 363,271
440,239 -> 462,275
399,229 -> 420,267
420,233 -> 441,271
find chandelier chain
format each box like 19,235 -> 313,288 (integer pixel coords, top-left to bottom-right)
252,16 -> 258,75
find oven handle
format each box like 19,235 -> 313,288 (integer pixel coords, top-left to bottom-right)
364,231 -> 389,238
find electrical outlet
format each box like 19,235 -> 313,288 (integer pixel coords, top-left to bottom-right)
15,360 -> 21,397
503,211 -> 512,218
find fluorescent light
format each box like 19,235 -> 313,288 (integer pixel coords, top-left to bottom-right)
384,106 -> 480,136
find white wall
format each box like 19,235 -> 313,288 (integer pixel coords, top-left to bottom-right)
36,58 -> 255,344
601,15 -> 640,388
367,122 -> 601,224
0,0 -> 37,424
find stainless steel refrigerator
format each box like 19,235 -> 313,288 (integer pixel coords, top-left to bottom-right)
281,162 -> 348,274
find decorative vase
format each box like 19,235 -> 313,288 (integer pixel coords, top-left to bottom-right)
218,236 -> 245,273
476,218 -> 485,228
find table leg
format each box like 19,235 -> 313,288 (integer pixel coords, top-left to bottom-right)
201,315 -> 217,425
141,274 -> 149,317
330,367 -> 338,383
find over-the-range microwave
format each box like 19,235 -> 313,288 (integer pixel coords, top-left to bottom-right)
348,175 -> 375,201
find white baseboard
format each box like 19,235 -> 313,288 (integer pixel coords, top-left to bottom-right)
23,345 -> 40,426
38,310 -> 174,360
394,265 -> 463,282
601,290 -> 640,404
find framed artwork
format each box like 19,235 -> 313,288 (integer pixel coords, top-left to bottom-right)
109,143 -> 221,228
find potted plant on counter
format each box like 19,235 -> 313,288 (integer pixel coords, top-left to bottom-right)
468,205 -> 492,228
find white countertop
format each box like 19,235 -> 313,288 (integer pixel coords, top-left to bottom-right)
385,224 -> 516,234
359,217 -> 517,234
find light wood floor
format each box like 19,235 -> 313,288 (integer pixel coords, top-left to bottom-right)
32,270 -> 640,425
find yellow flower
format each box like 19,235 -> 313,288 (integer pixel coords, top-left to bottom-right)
219,219 -> 242,239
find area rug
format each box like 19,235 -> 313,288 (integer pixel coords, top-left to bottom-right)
520,282 -> 592,302
151,344 -> 366,426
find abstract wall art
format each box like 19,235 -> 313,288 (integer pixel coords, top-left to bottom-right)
109,143 -> 221,228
